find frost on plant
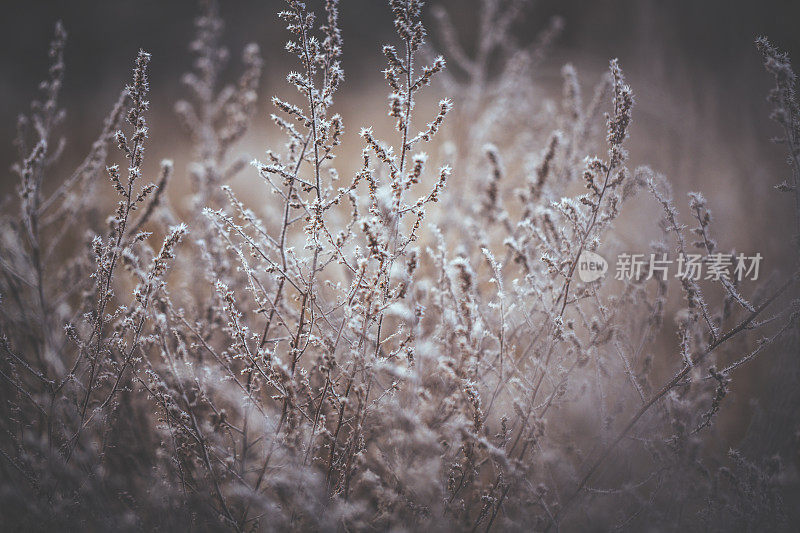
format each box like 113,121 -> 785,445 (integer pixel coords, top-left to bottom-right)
1,1 -> 799,531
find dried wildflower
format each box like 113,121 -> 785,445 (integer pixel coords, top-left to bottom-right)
1,4 -> 798,533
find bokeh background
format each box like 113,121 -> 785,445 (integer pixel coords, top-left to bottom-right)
3,0 -> 800,180
3,0 -> 800,254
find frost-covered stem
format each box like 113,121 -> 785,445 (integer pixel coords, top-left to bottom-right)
484,483 -> 511,533
302,370 -> 330,466
399,34 -> 413,174
652,182 -> 720,339
325,374 -> 353,487
66,226 -> 184,462
781,112 -> 800,248
70,51 -> 152,467
177,371 -> 242,531
375,7 -> 414,361
758,38 -> 800,254
98,281 -> 157,409
82,131 -> 138,421
549,274 -> 795,529
290,6 -> 324,374
508,338 -> 557,456
690,200 -> 755,312
18,23 -> 66,375
259,133 -> 311,350
556,163 -> 613,316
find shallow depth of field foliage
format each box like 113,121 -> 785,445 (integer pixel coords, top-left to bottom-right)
1,0 -> 800,531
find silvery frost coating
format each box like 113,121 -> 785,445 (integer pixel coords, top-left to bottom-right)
0,1 -> 799,531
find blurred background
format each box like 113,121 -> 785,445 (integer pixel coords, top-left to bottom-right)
3,0 -> 800,250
